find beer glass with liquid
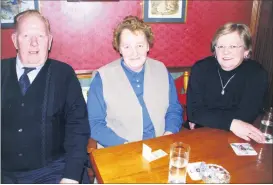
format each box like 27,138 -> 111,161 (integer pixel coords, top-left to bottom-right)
168,142 -> 190,183
260,107 -> 273,142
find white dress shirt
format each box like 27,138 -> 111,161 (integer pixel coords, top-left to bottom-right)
16,56 -> 44,84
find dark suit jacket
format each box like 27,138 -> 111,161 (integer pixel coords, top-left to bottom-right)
1,58 -> 90,181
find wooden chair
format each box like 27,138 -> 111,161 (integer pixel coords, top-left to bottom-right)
174,71 -> 190,121
86,138 -> 97,183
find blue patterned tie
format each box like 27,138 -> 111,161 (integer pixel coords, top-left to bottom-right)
19,67 -> 36,95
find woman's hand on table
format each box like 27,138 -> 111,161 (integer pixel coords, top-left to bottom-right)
60,178 -> 78,184
230,119 -> 265,143
163,131 -> 173,135
189,122 -> 196,130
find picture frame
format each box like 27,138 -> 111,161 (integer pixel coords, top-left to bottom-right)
67,0 -> 119,2
143,0 -> 187,23
1,0 -> 39,29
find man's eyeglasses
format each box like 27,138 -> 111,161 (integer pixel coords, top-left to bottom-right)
215,45 -> 243,51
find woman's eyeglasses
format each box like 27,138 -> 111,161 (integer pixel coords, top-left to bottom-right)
215,45 -> 243,52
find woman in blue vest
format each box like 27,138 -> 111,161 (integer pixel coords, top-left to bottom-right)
87,16 -> 183,148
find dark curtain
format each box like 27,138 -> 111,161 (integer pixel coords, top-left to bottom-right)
252,0 -> 273,108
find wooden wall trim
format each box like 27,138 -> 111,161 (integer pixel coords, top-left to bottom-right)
167,66 -> 192,73
250,0 -> 262,51
75,67 -> 192,77
75,69 -> 93,75
76,70 -> 93,79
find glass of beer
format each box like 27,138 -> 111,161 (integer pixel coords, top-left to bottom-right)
168,142 -> 190,183
260,107 -> 273,142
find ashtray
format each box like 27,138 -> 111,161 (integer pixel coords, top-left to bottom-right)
200,163 -> 230,183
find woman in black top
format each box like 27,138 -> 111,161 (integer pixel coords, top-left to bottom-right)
187,23 -> 267,143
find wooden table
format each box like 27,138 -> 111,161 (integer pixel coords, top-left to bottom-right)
90,127 -> 272,183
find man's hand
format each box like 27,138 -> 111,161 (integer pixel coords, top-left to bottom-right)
230,119 -> 265,143
189,122 -> 195,130
163,131 -> 173,136
60,178 -> 79,184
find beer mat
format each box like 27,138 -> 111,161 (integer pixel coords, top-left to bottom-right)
230,143 -> 257,156
142,144 -> 168,162
187,162 -> 205,181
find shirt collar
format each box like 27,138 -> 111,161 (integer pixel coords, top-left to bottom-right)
121,58 -> 145,76
16,55 -> 44,70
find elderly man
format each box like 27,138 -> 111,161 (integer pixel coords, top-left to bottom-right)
87,16 -> 183,148
1,10 -> 90,183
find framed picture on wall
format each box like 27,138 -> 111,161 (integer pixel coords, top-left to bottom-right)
143,0 -> 187,23
1,0 -> 39,29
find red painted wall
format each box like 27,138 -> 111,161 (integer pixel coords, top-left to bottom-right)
1,1 -> 253,70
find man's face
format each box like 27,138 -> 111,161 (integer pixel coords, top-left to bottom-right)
119,29 -> 149,72
11,15 -> 53,67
